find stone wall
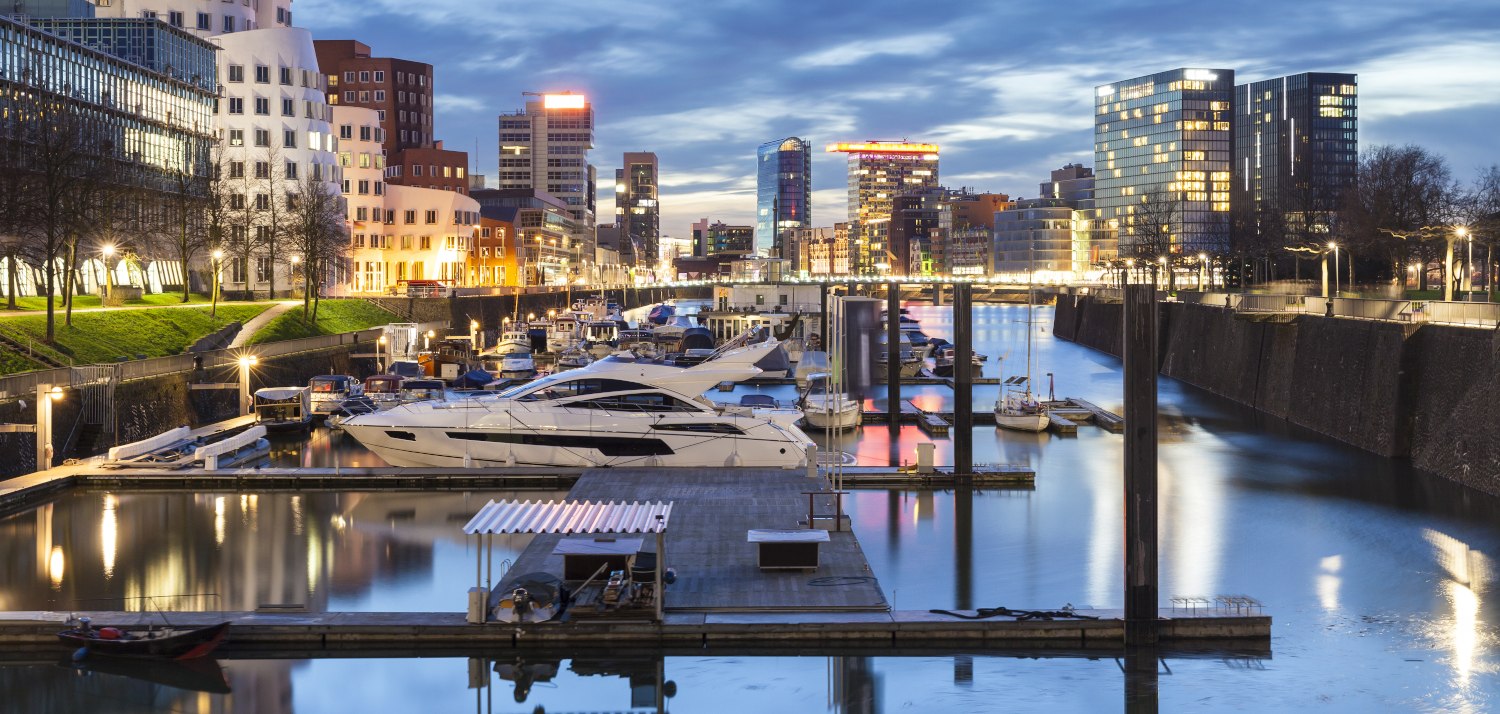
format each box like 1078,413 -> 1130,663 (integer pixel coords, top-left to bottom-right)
1057,294 -> 1500,495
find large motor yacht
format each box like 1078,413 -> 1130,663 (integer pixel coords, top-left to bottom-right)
340,340 -> 815,469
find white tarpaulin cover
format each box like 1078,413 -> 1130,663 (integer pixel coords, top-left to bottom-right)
463,499 -> 673,535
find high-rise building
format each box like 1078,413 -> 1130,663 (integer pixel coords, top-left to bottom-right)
756,137 -> 812,259
826,142 -> 939,274
1233,72 -> 1358,234
497,93 -> 596,256
702,221 -> 755,256
1095,68 -> 1234,257
994,165 -> 1113,278
614,152 -> 659,268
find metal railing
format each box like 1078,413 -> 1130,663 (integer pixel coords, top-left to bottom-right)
1151,290 -> 1500,329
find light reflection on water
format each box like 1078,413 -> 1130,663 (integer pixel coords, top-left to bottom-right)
2,304 -> 1498,711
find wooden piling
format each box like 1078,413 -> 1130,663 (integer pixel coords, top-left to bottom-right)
1123,283 -> 1159,646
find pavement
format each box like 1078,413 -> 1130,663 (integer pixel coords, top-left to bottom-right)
228,301 -> 301,347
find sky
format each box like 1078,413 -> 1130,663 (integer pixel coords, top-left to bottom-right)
299,0 -> 1500,239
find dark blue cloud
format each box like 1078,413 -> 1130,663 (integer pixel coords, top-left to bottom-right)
300,0 -> 1500,237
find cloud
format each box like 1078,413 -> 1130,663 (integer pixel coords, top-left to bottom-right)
433,94 -> 486,113
1354,36 -> 1500,119
787,32 -> 953,69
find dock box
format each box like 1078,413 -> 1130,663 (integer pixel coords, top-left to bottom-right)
555,537 -> 643,580
748,529 -> 830,570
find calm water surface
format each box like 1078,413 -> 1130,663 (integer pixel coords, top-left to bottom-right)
2,304 -> 1498,712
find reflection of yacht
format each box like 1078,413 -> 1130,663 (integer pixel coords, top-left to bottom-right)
340,340 -> 815,469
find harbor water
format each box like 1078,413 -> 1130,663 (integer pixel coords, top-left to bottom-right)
1,304 -> 1497,712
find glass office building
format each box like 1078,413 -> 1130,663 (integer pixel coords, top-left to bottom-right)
1233,72 -> 1358,232
755,137 -> 811,259
827,141 -> 939,275
1095,68 -> 1234,256
0,15 -> 217,192
614,151 -> 659,268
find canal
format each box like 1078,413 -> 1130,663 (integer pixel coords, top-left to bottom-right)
1,304 -> 1496,712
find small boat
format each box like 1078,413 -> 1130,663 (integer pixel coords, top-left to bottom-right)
495,330 -> 532,355
308,375 -> 364,418
874,333 -> 923,380
492,572 -> 568,624
798,373 -> 862,431
555,346 -> 592,371
398,378 -> 447,404
795,350 -> 831,390
499,353 -> 536,380
58,619 -> 229,660
931,341 -> 987,378
646,302 -> 676,325
363,374 -> 405,410
254,387 -> 313,432
995,376 -> 1049,432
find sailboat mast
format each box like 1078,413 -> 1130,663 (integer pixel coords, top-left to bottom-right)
1026,233 -> 1034,397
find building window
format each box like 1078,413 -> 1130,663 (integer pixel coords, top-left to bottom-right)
356,207 -> 368,221
282,98 -> 294,116
286,162 -> 298,180
276,7 -> 287,24
255,194 -> 270,210
374,182 -> 384,196
359,126 -> 371,142
358,180 -> 370,194
254,161 -> 269,179
229,130 -> 244,146
279,67 -> 292,86
404,210 -> 416,224
420,237 -> 431,250
376,110 -> 386,121
254,129 -> 270,147
424,210 -> 437,224
373,90 -> 385,102
254,97 -> 269,115
228,97 -> 243,114
223,15 -> 236,32
373,71 -> 385,83
358,153 -> 371,169
284,130 -> 297,148
168,11 -> 184,27
344,90 -> 356,103
359,71 -> 370,83
413,164 -> 423,177
229,161 -> 245,178
254,65 -> 269,83
339,125 -> 353,139
197,12 -> 211,29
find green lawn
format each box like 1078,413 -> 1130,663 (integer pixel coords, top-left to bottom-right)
2,292 -> 215,311
0,304 -> 269,372
247,300 -> 400,345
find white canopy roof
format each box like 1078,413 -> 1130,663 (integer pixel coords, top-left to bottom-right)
463,499 -> 673,535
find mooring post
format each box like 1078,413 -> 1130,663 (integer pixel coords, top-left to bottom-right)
1123,283 -> 1159,646
887,282 -> 901,439
953,283 -> 973,477
819,282 -> 828,352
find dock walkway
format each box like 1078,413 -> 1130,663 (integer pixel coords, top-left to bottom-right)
503,468 -> 888,612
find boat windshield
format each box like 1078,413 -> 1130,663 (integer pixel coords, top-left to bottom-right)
310,378 -> 347,393
497,373 -> 654,401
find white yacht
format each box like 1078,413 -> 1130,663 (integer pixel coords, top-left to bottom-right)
495,329 -> 532,355
340,341 -> 815,469
798,373 -> 862,431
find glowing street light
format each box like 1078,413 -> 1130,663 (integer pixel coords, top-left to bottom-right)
1328,242 -> 1339,295
237,355 -> 259,415
211,248 -> 224,317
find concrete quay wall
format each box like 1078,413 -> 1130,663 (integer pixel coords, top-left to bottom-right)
1054,295 -> 1500,495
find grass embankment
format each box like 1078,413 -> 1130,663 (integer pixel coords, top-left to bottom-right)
0,304 -> 269,373
247,300 -> 400,344
2,293 -> 214,311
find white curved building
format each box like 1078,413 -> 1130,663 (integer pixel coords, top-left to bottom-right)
92,0 -> 293,38
210,25 -> 340,296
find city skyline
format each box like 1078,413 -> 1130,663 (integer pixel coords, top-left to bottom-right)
298,0 -> 1500,240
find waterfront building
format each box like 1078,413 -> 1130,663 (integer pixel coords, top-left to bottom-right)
314,40 -> 432,155
87,0 -> 293,37
1232,72 -> 1358,238
804,224 -> 854,276
614,151 -> 659,268
994,165 -> 1113,280
497,92 -> 597,257
700,221 -> 755,257
1095,68 -> 1234,257
472,188 -> 581,286
890,188 -> 948,276
474,215 -> 519,287
826,142 -> 939,275
335,105 -> 478,293
657,234 -> 693,278
0,14 -> 217,296
756,137 -> 812,260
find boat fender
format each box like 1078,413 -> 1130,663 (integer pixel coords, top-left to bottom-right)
72,647 -> 88,662
727,453 -> 743,467
663,568 -> 677,585
97,627 -> 123,640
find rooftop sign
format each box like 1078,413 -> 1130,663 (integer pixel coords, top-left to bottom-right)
826,142 -> 939,154
543,94 -> 586,109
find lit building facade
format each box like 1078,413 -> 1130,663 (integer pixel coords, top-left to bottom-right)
88,0 -> 294,37
756,137 -> 812,259
1095,68 -> 1234,257
0,14 -> 218,296
614,151 -> 659,268
993,199 -> 1077,276
474,215 -> 519,287
1232,72 -> 1358,233
826,142 -> 939,274
703,221 -> 755,257
336,106 -> 388,293
314,40 -> 433,155
497,93 -> 596,255
804,224 -> 853,276
472,188 -> 581,286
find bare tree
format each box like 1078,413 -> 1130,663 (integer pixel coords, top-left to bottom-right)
1124,185 -> 1182,287
1341,144 -> 1460,293
0,106 -> 30,310
283,168 -> 349,321
255,143 -> 289,300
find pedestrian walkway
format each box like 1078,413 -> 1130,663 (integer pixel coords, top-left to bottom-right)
228,301 -> 299,347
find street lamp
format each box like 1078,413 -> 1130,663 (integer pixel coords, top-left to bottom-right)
1328,242 -> 1339,295
1463,227 -> 1474,295
425,329 -> 435,351
377,335 -> 387,370
290,255 -> 302,298
211,249 -> 224,317
101,244 -> 115,304
1198,253 -> 1209,289
237,355 -> 259,416
470,319 -> 480,350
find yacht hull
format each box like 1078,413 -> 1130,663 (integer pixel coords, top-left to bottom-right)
994,411 -> 1049,433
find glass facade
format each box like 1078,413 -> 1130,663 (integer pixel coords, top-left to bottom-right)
614,152 -> 658,268
1232,72 -> 1358,232
755,137 -> 811,259
1095,68 -> 1234,256
496,95 -> 596,248
29,18 -> 218,93
0,15 -> 216,190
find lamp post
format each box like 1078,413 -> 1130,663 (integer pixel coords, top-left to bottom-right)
1198,253 -> 1208,289
425,329 -> 435,351
211,249 -> 224,318
470,319 -> 480,351
237,355 -> 258,416
36,383 -> 62,470
1328,242 -> 1339,296
377,335 -> 387,371
290,255 -> 302,300
101,244 -> 115,304
1464,228 -> 1474,295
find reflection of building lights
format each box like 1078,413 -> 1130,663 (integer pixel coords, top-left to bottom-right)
1450,580 -> 1478,685
214,496 -> 226,547
101,494 -> 118,579
1316,554 -> 1341,611
49,546 -> 65,589
331,514 -> 348,531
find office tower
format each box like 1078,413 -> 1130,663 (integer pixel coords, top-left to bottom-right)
1233,72 -> 1358,236
826,142 -> 939,274
497,93 -> 596,254
756,137 -> 812,259
1095,68 -> 1234,257
614,152 -> 659,268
